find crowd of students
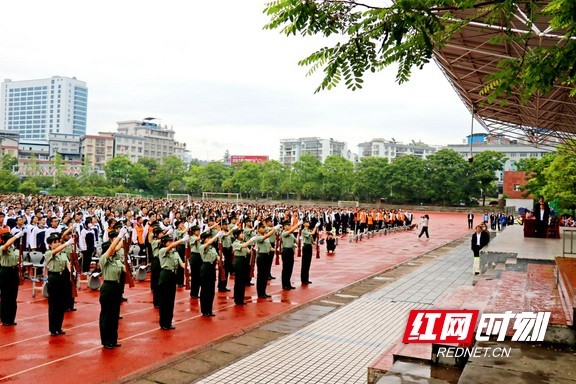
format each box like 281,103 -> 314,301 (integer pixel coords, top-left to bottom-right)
0,193 -> 415,348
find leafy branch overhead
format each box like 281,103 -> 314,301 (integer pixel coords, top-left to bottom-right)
264,0 -> 576,99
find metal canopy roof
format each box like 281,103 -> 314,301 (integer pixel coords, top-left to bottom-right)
433,2 -> 576,149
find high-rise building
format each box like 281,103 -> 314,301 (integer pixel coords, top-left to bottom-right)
279,137 -> 352,167
0,76 -> 88,142
357,138 -> 436,162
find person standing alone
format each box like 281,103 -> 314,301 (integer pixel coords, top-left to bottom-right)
417,215 -> 430,239
471,225 -> 489,274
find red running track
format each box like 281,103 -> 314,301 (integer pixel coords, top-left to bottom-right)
0,213 -> 471,383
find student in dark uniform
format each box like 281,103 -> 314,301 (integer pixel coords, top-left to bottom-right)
254,223 -> 281,299
158,234 -> 187,330
0,231 -> 23,326
187,226 -> 202,299
281,220 -> 301,290
264,217 -> 277,281
45,233 -> 74,336
149,226 -> 164,307
300,220 -> 320,285
199,230 -> 223,316
231,229 -> 256,305
99,229 -> 126,349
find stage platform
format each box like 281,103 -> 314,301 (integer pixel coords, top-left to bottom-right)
482,224 -> 563,261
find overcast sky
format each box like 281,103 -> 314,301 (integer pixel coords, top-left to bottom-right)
0,0 -> 473,161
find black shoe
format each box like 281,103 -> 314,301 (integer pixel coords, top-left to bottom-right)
190,295 -> 199,299
112,343 -> 122,347
2,322 -> 17,326
202,312 -> 216,317
103,344 -> 114,349
118,316 -> 123,320
121,297 -> 128,301
258,294 -> 272,298
235,302 -> 247,306
161,325 -> 176,330
289,286 -> 296,289
50,332 -> 58,337
302,281 -> 312,285
247,282 -> 254,286
282,287 -> 292,291
177,284 -> 185,288
269,276 -> 276,280
154,305 -> 160,308
58,330 -> 66,335
218,288 -> 231,292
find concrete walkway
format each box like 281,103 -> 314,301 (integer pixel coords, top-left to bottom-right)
195,238 -> 473,384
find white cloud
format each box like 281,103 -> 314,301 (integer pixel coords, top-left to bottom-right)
0,0 -> 472,161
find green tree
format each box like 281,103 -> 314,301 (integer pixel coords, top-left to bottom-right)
0,169 -> 20,193
31,176 -> 53,189
292,154 -> 323,199
183,165 -> 204,193
105,155 -> 133,187
321,155 -> 354,200
1,153 -> 18,171
387,155 -> 427,203
199,162 -> 231,192
425,149 -> 468,205
27,154 -> 40,177
232,162 -> 262,197
264,0 -> 576,99
542,143 -> 576,210
468,151 -> 507,206
353,157 -> 389,202
52,153 -> 66,188
516,153 -> 556,199
19,179 -> 40,195
260,160 -> 287,198
129,163 -> 151,191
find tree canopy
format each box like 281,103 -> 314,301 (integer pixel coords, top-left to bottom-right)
263,0 -> 576,100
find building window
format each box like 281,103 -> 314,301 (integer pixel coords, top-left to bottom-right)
513,184 -> 521,192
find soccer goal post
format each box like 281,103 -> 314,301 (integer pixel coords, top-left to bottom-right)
202,192 -> 241,204
115,193 -> 142,198
338,200 -> 359,208
167,194 -> 191,204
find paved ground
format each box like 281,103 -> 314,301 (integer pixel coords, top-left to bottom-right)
192,238 -> 473,384
0,213 -> 472,383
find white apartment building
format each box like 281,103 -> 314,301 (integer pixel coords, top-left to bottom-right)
0,76 -> 88,142
80,134 -> 115,173
279,137 -> 352,166
447,134 -> 555,184
357,138 -> 436,162
113,118 -> 187,163
49,133 -> 81,161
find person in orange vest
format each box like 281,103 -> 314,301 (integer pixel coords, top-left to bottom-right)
367,212 -> 374,232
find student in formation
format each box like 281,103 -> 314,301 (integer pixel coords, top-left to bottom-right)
281,219 -> 301,290
45,233 -> 74,336
99,228 -> 126,349
300,220 -> 321,285
0,231 -> 23,326
199,230 -> 224,316
158,234 -> 188,330
253,222 -> 281,299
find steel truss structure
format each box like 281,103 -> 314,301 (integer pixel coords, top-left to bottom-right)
433,2 -> 576,149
